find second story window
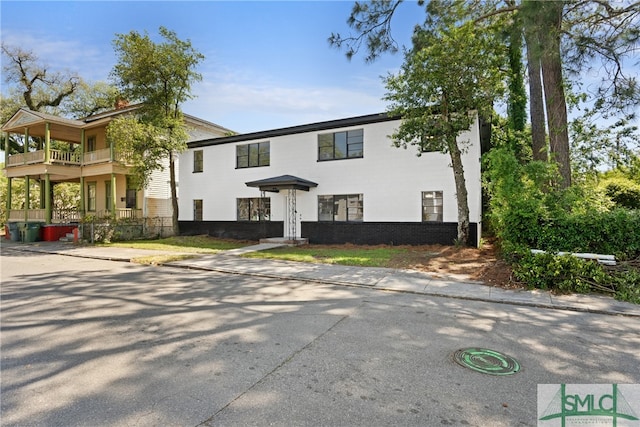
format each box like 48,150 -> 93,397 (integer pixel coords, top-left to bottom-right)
236,142 -> 270,168
193,150 -> 203,173
318,129 -> 363,161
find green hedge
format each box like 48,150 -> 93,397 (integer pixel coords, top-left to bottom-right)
511,209 -> 640,259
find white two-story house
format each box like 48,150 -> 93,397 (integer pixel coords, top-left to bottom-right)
178,112 -> 485,246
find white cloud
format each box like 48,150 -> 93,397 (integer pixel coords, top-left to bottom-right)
184,67 -> 389,132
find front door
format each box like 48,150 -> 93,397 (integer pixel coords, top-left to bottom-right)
126,189 -> 137,209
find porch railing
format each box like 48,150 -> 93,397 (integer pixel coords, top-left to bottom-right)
53,208 -> 81,223
6,148 -> 134,168
6,150 -> 46,166
50,149 -> 81,165
7,209 -> 46,221
83,148 -> 112,165
7,208 -> 141,223
115,208 -> 143,219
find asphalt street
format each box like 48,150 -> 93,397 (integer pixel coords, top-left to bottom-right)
1,248 -> 639,426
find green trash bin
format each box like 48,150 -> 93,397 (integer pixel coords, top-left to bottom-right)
22,223 -> 41,243
8,222 -> 20,241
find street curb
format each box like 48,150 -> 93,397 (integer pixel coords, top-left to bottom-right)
160,261 -> 640,318
3,243 -> 639,318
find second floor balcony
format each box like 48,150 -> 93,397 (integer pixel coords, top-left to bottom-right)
5,148 -> 133,169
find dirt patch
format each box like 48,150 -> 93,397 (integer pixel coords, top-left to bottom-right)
386,241 -> 519,289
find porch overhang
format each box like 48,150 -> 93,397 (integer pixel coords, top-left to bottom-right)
2,108 -> 85,143
245,175 -> 318,193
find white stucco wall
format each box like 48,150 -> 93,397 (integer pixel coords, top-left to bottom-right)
178,115 -> 482,232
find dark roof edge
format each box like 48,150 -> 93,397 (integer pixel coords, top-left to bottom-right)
188,112 -> 398,148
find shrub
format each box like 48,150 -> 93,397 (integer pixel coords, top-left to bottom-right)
484,147 -> 640,301
513,252 -> 640,303
602,177 -> 640,209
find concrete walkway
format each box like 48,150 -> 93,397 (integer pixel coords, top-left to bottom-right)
2,240 -> 639,317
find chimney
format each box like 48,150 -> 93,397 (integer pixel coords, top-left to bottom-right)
114,98 -> 129,110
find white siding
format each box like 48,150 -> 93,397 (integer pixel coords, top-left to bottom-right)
179,116 -> 482,231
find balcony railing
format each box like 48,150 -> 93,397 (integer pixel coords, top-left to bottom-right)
83,148 -> 112,165
50,149 -> 81,165
6,148 -> 133,168
6,150 -> 46,166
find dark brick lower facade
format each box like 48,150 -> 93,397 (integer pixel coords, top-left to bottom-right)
180,220 -> 478,246
302,222 -> 477,246
179,221 -> 284,240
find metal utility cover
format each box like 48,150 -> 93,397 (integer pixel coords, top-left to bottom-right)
453,348 -> 520,376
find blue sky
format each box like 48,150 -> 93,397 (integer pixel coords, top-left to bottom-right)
1,1 -> 423,133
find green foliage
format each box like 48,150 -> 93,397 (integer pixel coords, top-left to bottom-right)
485,146 -> 640,302
570,108 -> 639,175
513,252 -> 640,304
600,177 -> 640,210
106,116 -> 177,189
613,269 -> 640,304
111,27 -> 204,232
485,147 -> 640,258
383,13 -> 506,246
111,26 -> 203,124
514,252 -> 602,293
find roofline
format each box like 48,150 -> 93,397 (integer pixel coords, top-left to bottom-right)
188,112 -> 398,148
82,104 -> 142,122
83,105 -> 234,133
1,108 -> 86,131
183,113 -> 234,133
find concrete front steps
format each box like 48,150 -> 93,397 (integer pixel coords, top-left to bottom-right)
259,237 -> 309,246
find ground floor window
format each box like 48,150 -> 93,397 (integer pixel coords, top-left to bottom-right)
194,199 -> 203,221
422,191 -> 443,222
318,194 -> 363,222
237,197 -> 270,221
87,182 -> 96,212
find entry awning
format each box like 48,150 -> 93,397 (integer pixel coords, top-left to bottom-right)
245,175 -> 318,193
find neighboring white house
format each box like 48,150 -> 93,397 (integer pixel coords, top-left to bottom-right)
178,112 -> 484,246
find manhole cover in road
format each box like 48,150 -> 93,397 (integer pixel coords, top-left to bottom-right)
453,348 -> 520,376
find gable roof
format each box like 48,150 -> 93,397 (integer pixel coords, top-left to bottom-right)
1,108 -> 86,143
2,105 -> 234,143
188,113 -> 398,149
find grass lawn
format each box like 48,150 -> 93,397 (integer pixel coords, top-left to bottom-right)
106,236 -> 442,269
104,235 -> 253,254
243,245 -> 416,268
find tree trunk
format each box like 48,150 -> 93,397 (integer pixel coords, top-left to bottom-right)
169,150 -> 180,235
524,28 -> 547,162
448,137 -> 470,246
540,1 -> 571,187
